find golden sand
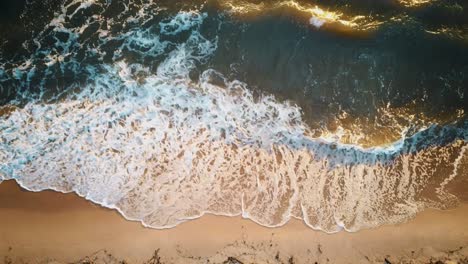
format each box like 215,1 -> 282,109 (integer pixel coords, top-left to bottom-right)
0,180 -> 467,263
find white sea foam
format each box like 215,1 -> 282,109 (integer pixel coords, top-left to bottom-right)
310,17 -> 326,28
0,1 -> 467,233
160,11 -> 207,35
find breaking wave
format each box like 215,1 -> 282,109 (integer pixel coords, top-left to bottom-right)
0,0 -> 467,233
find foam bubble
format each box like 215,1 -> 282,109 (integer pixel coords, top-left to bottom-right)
310,17 -> 326,28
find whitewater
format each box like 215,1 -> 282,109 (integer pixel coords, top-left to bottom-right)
0,0 -> 467,233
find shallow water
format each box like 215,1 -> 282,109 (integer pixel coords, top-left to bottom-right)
0,0 -> 467,232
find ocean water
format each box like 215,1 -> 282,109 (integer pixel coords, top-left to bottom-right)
0,0 -> 467,233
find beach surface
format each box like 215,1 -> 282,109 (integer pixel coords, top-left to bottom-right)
1,180 -> 468,263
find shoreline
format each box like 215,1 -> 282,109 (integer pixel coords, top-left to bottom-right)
4,178 -> 466,235
1,180 -> 468,263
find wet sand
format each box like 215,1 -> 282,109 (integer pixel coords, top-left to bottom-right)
0,180 -> 467,264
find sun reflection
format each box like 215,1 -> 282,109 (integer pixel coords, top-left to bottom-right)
219,0 -> 383,31
398,0 -> 433,7
279,1 -> 358,28
310,103 -> 465,148
222,0 -> 265,14
425,27 -> 468,42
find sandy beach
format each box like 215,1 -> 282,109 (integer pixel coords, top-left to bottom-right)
1,0 -> 468,263
0,180 -> 467,264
